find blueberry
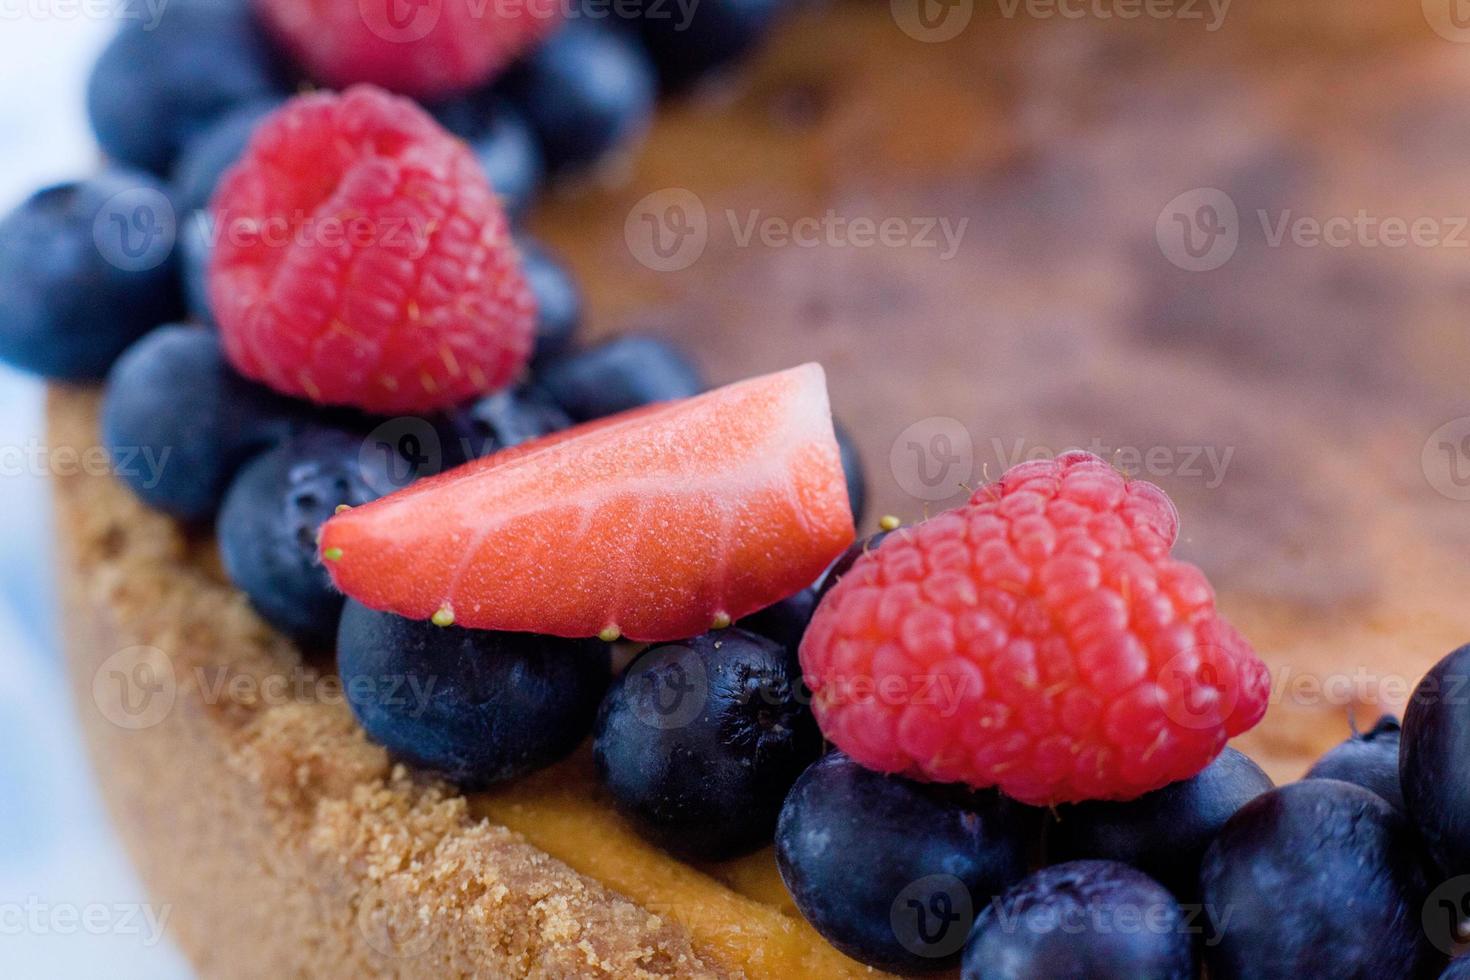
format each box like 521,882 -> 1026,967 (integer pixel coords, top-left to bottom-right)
834,419 -> 866,525
1404,644 -> 1470,879
1444,958 -> 1470,979
594,629 -> 820,861
537,334 -> 703,421
776,752 -> 1038,972
0,172 -> 183,379
518,238 -> 582,364
1306,714 -> 1404,810
218,430 -> 386,649
737,587 -> 817,657
101,325 -> 314,521
634,0 -> 787,89
1199,779 -> 1443,979
438,385 -> 571,464
179,210 -> 213,324
508,23 -> 656,174
338,601 -> 610,787
962,860 -> 1194,980
429,96 -> 543,220
87,0 -> 286,175
817,529 -> 898,600
170,97 -> 282,216
1050,746 -> 1273,900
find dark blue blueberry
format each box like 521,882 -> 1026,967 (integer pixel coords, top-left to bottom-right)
594,629 -> 820,861
438,385 -> 571,464
170,97 -> 282,216
834,418 -> 866,525
179,210 -> 213,324
962,860 -> 1194,980
776,752 -> 1038,973
537,334 -> 703,421
1307,714 -> 1404,810
218,429 -> 387,649
1050,746 -> 1273,900
1443,958 -> 1470,979
429,96 -> 543,220
0,172 -> 183,379
1199,779 -> 1443,979
736,587 -> 817,658
817,528 -> 898,600
1404,644 -> 1470,878
338,601 -> 610,788
518,238 -> 582,364
87,0 -> 286,175
101,325 -> 314,522
508,23 -> 656,174
634,0 -> 787,89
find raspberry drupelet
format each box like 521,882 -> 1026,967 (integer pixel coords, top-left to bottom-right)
207,86 -> 534,415
799,450 -> 1270,805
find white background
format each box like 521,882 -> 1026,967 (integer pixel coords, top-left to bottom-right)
0,14 -> 193,980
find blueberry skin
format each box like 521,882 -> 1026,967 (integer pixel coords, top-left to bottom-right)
170,97 -> 282,216
1199,779 -> 1443,980
833,419 -> 866,526
87,0 -> 286,175
594,629 -> 820,861
518,238 -> 582,364
1404,644 -> 1470,878
101,326 -> 314,522
737,587 -> 817,657
1050,746 -> 1273,900
430,97 -> 543,220
509,23 -> 657,174
777,752 -> 1038,973
438,385 -> 571,464
635,0 -> 786,89
817,529 -> 898,600
179,210 -> 213,324
1307,715 -> 1404,810
537,335 -> 703,421
0,173 -> 183,380
339,601 -> 610,788
218,430 -> 387,649
962,861 -> 1194,980
1443,958 -> 1470,979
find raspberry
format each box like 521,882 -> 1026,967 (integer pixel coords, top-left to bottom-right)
207,86 -> 534,414
799,451 -> 1269,805
254,0 -> 562,100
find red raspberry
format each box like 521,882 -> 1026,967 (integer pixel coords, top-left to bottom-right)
207,86 -> 534,414
799,451 -> 1269,805
254,0 -> 562,99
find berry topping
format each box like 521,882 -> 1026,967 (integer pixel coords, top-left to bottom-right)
337,601 -> 609,788
537,334 -> 703,422
516,238 -> 580,364
633,0 -> 788,90
800,450 -> 1270,805
1200,779 -> 1444,979
218,429 -> 388,648
253,0 -> 563,100
102,326 -> 316,521
207,86 -> 534,414
439,384 -> 570,464
171,97 -> 283,216
593,629 -> 820,860
1403,643 -> 1470,876
319,363 -> 855,641
776,752 -> 1038,972
833,418 -> 867,526
1306,714 -> 1404,810
962,861 -> 1195,980
0,172 -> 183,380
737,586 -> 818,657
1050,746 -> 1273,900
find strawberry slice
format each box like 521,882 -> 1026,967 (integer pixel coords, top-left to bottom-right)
320,364 -> 855,642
